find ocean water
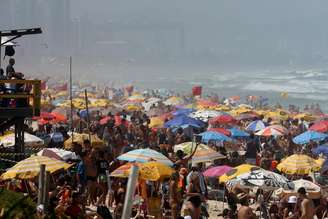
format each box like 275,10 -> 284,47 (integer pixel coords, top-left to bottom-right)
114,67 -> 328,112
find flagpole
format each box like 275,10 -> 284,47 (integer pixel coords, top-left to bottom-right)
84,89 -> 91,141
69,56 -> 74,143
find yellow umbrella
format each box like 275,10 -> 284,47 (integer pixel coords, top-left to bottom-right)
89,99 -> 111,108
1,155 -> 72,180
125,104 -> 142,111
219,164 -> 261,183
214,105 -> 231,111
163,96 -> 184,106
294,113 -> 317,122
231,108 -> 253,116
276,154 -> 321,175
265,110 -> 290,121
149,117 -> 164,128
110,162 -> 174,181
64,133 -> 104,149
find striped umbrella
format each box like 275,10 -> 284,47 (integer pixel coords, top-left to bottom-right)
246,120 -> 265,132
1,155 -> 72,180
174,142 -> 209,154
191,147 -> 226,163
255,127 -> 284,136
117,148 -> 174,166
277,154 -> 321,175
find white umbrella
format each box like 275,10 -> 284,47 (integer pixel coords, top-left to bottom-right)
0,132 -> 44,148
37,148 -> 78,161
189,110 -> 224,122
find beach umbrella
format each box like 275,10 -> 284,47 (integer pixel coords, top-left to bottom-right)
163,96 -> 184,106
164,115 -> 204,128
255,127 -> 284,137
209,114 -> 236,125
0,132 -> 44,148
277,154 -> 321,175
312,145 -> 328,156
189,110 -> 225,122
149,117 -> 164,128
203,165 -> 232,178
208,127 -> 231,136
117,148 -> 173,166
235,113 -> 259,121
142,97 -> 161,111
294,113 -> 317,122
110,162 -> 174,181
230,108 -> 254,116
219,164 -> 261,183
37,148 -> 78,161
309,121 -> 328,133
89,99 -> 111,108
127,93 -> 145,102
279,179 -> 321,199
196,99 -> 218,108
228,169 -> 293,190
191,147 -> 226,163
172,108 -> 195,117
229,127 -> 250,138
1,155 -> 72,180
174,142 -> 209,153
246,120 -> 265,132
293,131 -> 328,145
64,133 -> 105,149
199,131 -> 233,144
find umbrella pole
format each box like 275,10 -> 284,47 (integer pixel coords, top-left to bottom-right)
37,164 -> 46,206
84,89 -> 91,141
122,165 -> 139,219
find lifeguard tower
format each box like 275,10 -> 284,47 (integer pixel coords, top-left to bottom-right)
0,28 -> 42,159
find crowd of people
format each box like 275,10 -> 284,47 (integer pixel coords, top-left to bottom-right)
1,70 -> 328,218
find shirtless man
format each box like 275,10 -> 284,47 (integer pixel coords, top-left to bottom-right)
297,187 -> 315,219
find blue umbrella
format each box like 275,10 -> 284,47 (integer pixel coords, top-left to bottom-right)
293,131 -> 328,145
246,120 -> 265,132
312,145 -> 328,156
172,108 -> 195,117
199,131 -> 232,144
229,127 -> 250,138
164,115 -> 204,128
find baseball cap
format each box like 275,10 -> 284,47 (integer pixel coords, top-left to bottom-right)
288,196 -> 297,204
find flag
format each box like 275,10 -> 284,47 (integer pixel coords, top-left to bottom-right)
192,86 -> 202,96
55,83 -> 68,91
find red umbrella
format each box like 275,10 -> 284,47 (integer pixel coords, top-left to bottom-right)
208,127 -> 231,136
309,121 -> 328,133
33,112 -> 54,120
51,112 -> 67,123
209,114 -> 236,125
